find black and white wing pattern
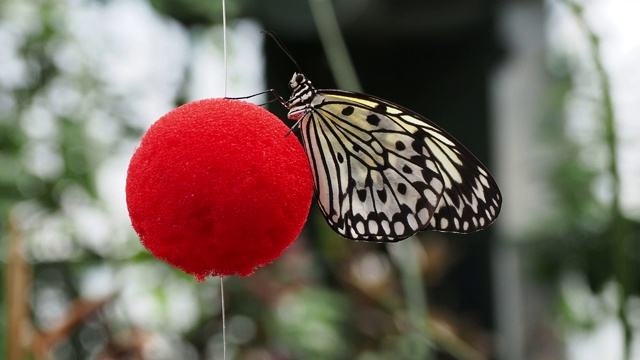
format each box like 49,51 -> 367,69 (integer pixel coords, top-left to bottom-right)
284,73 -> 501,242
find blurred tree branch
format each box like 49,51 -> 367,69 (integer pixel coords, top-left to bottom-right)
7,216 -> 31,360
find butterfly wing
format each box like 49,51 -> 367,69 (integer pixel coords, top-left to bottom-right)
297,89 -> 501,241
419,129 -> 502,233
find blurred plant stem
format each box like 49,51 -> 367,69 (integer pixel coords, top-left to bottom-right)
561,1 -> 632,358
307,0 -> 361,92
388,240 -> 486,360
388,239 -> 433,360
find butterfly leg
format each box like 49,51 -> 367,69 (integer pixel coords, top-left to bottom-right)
226,89 -> 290,104
225,89 -> 277,101
284,118 -> 304,136
226,90 -> 301,136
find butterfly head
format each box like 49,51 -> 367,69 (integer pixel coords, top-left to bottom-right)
289,73 -> 307,89
286,72 -> 317,120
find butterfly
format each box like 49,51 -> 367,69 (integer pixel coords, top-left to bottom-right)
263,32 -> 502,242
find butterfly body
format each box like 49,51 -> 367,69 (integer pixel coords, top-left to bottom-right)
282,72 -> 501,242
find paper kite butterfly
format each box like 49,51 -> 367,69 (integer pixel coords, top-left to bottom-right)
263,31 -> 502,242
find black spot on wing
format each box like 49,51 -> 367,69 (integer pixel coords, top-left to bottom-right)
366,114 -> 380,126
373,103 -> 387,114
347,178 -> 357,191
357,189 -> 367,202
377,189 -> 387,203
364,174 -> 373,188
341,106 -> 354,116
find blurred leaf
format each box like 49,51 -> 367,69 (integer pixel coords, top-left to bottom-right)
267,287 -> 352,360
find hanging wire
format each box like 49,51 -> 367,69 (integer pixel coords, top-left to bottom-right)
222,0 -> 228,97
220,3 -> 228,358
220,276 -> 226,360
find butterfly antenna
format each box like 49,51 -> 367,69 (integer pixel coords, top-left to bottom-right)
261,30 -> 303,73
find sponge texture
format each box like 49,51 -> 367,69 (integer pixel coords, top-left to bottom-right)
126,98 -> 313,280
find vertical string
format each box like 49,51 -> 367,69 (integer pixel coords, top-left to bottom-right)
222,0 -> 228,97
220,2 -> 228,358
220,276 -> 226,360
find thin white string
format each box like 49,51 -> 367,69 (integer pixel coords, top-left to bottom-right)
222,0 -> 228,97
221,1 -> 228,357
220,276 -> 226,360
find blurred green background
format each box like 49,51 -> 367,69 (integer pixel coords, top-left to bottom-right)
2,0 -> 640,359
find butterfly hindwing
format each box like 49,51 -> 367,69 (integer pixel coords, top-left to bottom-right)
401,110 -> 503,232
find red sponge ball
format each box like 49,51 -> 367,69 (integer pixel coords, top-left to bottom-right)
126,98 -> 313,281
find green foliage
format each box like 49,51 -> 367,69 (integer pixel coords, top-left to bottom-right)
266,287 -> 352,359
0,0 -> 142,357
530,52 -> 640,292
529,3 -> 640,358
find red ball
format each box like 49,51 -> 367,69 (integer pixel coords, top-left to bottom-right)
126,98 -> 313,280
